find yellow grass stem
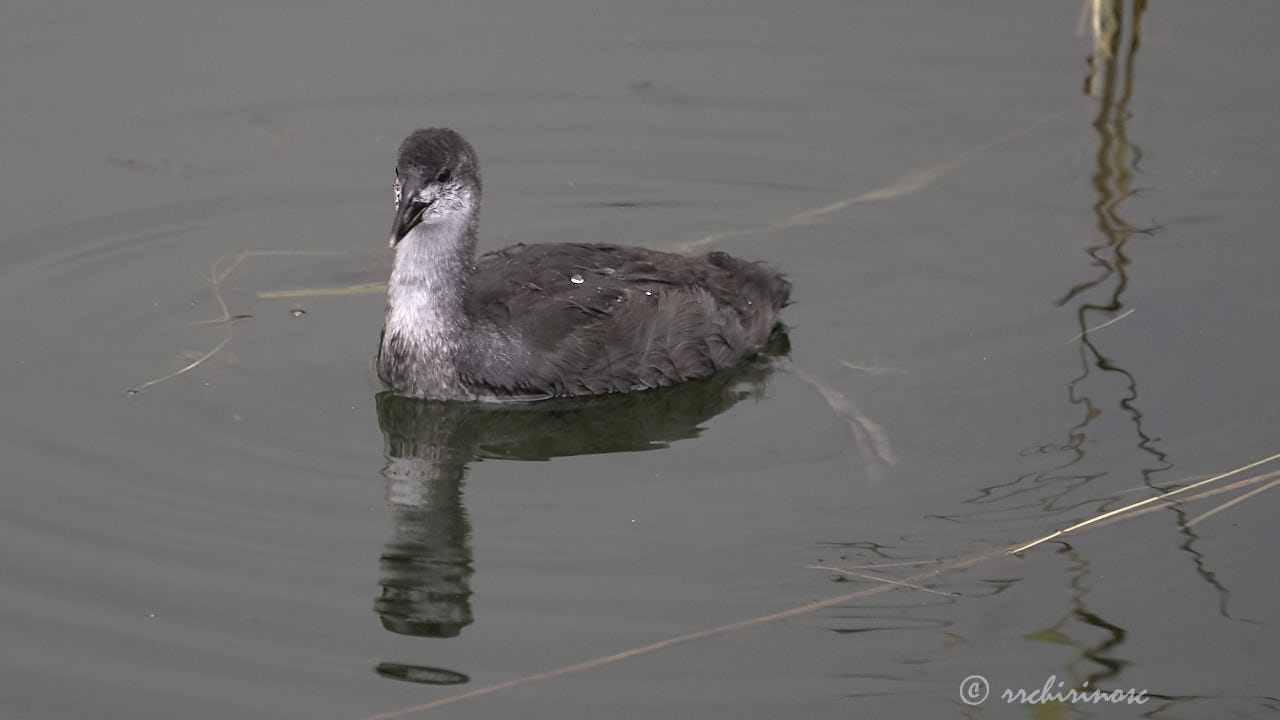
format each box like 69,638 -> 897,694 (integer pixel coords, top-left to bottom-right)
1007,449 -> 1280,554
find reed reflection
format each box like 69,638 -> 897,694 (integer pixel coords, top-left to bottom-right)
1059,0 -> 1166,492
370,338 -> 785,683
932,2 -> 1167,688
1020,0 -> 1170,692
948,1 -> 1160,522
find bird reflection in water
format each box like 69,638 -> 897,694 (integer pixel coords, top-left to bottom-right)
370,331 -> 788,684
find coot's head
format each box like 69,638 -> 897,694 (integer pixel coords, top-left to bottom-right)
389,128 -> 482,247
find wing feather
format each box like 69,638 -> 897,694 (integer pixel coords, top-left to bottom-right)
457,243 -> 789,398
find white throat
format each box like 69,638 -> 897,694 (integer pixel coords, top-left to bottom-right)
386,215 -> 472,340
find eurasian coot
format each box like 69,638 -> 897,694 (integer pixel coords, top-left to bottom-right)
377,128 -> 790,400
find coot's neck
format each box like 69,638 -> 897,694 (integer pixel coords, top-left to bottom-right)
380,209 -> 479,398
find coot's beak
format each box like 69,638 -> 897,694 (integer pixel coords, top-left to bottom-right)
389,173 -> 430,248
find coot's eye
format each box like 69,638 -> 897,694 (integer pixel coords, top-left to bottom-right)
436,169 -> 452,183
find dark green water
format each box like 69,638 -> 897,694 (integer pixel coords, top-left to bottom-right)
2,3 -> 1278,717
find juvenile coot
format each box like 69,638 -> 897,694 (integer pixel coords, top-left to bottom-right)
377,128 -> 791,400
